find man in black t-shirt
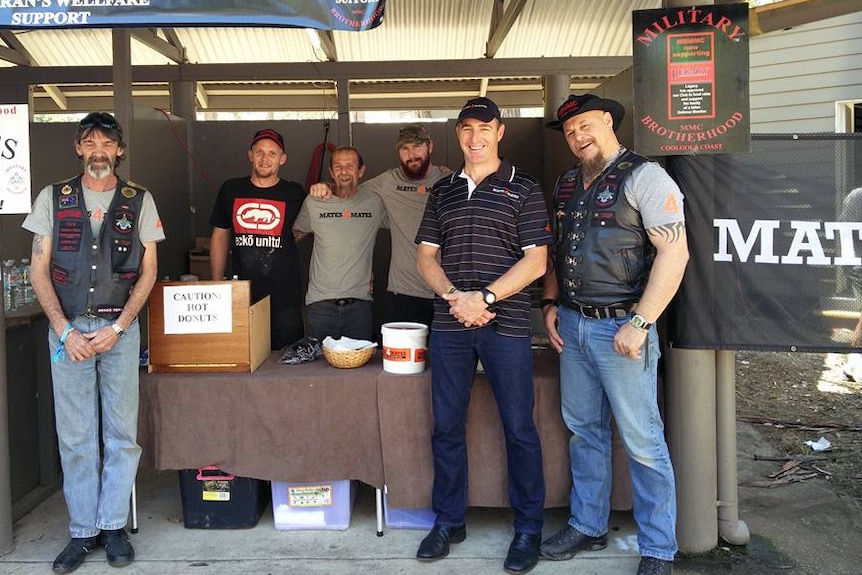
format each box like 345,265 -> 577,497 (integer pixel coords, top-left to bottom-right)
209,128 -> 306,349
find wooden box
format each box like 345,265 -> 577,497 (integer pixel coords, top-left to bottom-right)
148,280 -> 270,373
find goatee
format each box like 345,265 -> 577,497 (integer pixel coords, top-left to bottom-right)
86,157 -> 113,180
580,155 -> 605,184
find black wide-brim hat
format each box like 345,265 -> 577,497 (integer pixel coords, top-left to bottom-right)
545,93 -> 625,132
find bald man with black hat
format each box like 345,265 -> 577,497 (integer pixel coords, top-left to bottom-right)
540,94 -> 689,575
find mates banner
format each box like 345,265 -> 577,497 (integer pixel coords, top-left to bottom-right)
667,134 -> 862,353
0,0 -> 386,31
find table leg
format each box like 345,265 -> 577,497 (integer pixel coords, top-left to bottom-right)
376,488 -> 384,536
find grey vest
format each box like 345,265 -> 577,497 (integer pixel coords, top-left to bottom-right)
51,176 -> 146,320
553,150 -> 654,307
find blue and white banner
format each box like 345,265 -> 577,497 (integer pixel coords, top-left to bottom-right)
0,0 -> 386,31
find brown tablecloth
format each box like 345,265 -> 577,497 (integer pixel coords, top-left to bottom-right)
139,349 -> 632,511
139,352 -> 385,488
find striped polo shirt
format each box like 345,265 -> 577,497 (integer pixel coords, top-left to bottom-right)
415,159 -> 552,337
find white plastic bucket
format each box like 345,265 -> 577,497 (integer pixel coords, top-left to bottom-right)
381,322 -> 429,374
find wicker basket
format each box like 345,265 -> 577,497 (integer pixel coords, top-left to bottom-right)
322,345 -> 376,369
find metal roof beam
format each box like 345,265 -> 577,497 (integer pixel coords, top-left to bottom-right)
1,57 -> 631,85
486,0 -> 528,58
195,82 -> 209,109
317,30 -> 338,62
0,31 -> 33,66
130,28 -> 185,63
42,84 -> 68,110
160,27 -> 184,53
750,0 -> 862,36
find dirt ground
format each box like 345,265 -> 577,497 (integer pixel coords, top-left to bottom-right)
734,350 -> 862,502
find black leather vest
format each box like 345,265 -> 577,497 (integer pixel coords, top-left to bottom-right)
51,176 -> 147,320
553,150 -> 654,307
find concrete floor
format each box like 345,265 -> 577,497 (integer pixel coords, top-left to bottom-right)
2,422 -> 862,575
1,467 -> 641,575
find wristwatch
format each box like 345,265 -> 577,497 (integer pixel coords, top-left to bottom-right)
629,314 -> 652,332
480,287 -> 497,305
112,323 -> 126,339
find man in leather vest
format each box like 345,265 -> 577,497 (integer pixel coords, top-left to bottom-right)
22,112 -> 164,574
540,94 -> 689,575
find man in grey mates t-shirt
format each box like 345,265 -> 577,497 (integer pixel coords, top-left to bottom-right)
295,146 -> 386,341
308,124 -> 449,328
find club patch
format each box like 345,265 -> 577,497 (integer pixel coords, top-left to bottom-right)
593,185 -> 618,208
112,206 -> 136,234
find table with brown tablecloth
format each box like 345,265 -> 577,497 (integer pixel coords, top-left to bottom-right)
139,352 -> 385,488
139,349 -> 632,512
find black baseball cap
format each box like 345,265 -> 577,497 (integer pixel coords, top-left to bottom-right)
457,97 -> 502,123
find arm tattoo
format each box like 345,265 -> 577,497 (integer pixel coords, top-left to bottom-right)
646,221 -> 685,244
33,235 -> 45,256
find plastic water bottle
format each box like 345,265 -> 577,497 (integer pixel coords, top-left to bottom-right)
3,259 -> 21,311
19,258 -> 34,305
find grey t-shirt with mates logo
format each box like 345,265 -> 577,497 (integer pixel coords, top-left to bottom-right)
294,185 -> 386,305
362,164 -> 447,299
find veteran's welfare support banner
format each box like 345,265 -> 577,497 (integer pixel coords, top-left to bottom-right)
667,134 -> 862,352
0,103 -> 31,215
0,0 -> 385,31
633,2 -> 749,156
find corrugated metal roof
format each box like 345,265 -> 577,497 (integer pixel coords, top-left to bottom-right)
1,0 -> 855,114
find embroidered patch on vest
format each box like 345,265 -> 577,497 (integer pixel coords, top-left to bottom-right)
59,195 -> 78,209
594,185 -> 618,208
112,206 -> 135,234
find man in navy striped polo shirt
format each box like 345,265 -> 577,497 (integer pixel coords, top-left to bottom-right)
414,96 -> 551,574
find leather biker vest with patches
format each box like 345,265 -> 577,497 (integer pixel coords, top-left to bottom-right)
553,150 -> 654,307
51,175 -> 146,320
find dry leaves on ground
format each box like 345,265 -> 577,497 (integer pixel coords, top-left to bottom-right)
735,350 -> 862,502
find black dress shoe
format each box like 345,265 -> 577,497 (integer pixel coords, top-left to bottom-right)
100,528 -> 135,567
416,524 -> 467,561
504,532 -> 541,574
52,536 -> 100,574
539,523 -> 607,560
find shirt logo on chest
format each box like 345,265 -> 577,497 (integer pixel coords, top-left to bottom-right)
234,199 -> 285,235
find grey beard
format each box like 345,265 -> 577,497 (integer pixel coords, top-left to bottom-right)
86,163 -> 113,180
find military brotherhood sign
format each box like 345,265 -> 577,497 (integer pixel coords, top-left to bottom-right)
633,3 -> 750,156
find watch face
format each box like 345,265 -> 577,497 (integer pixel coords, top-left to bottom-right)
631,315 -> 649,329
483,289 -> 496,304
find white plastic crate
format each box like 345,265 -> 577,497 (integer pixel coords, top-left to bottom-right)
383,485 -> 436,530
271,479 -> 356,530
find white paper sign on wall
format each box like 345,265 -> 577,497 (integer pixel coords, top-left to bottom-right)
0,103 -> 31,215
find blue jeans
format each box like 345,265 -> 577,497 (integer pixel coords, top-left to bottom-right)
557,306 -> 677,561
429,326 -> 544,535
48,315 -> 142,538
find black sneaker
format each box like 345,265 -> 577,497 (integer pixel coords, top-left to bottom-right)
100,529 -> 135,568
52,536 -> 100,574
539,524 -> 607,561
637,556 -> 674,575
